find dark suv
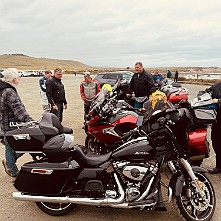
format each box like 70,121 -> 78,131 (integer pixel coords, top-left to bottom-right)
94,71 -> 134,87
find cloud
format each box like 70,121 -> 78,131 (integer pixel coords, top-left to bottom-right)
0,0 -> 221,67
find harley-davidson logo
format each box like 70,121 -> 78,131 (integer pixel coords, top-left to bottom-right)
135,151 -> 149,155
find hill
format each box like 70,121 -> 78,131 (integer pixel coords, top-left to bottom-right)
0,54 -> 94,71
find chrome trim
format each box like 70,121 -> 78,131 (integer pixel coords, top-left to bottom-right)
136,176 -> 154,201
110,201 -> 157,209
165,187 -> 172,204
31,169 -> 53,175
16,151 -> 43,154
13,134 -> 31,140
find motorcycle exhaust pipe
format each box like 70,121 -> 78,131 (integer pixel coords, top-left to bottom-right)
13,173 -> 125,206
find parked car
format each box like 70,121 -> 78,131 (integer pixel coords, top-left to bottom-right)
20,70 -> 41,77
94,71 -> 134,87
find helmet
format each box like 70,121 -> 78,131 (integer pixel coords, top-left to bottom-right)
102,84 -> 112,92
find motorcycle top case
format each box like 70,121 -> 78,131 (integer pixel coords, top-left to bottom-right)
191,93 -> 217,124
5,127 -> 45,151
14,160 -> 80,195
191,92 -> 214,108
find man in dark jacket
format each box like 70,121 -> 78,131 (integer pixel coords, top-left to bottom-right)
0,68 -> 33,181
46,68 -> 67,122
127,62 -> 156,108
205,83 -> 221,174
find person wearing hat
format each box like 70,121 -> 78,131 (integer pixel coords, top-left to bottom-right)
80,72 -> 100,118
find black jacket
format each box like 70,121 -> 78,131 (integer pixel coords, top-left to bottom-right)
129,70 -> 156,97
206,82 -> 221,122
46,76 -> 67,106
206,82 -> 221,100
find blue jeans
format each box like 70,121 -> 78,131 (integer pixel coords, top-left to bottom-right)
4,137 -> 23,177
134,101 -> 144,108
51,102 -> 64,122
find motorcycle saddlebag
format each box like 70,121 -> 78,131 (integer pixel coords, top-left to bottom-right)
5,127 -> 45,151
189,128 -> 208,153
14,160 -> 80,195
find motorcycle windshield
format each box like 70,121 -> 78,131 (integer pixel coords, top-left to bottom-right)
89,89 -> 109,112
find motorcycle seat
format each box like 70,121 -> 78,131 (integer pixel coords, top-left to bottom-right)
71,144 -> 112,167
39,113 -> 73,136
163,87 -> 179,97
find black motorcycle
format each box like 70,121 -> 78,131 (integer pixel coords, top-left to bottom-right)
7,109 -> 216,221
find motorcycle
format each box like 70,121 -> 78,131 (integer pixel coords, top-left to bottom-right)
84,80 -> 212,166
161,81 -> 189,105
10,108 -> 216,220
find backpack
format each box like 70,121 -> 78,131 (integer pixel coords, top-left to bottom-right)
149,90 -> 167,109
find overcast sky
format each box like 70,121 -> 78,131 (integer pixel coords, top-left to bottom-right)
0,0 -> 221,68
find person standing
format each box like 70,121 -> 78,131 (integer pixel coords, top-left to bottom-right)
174,70 -> 179,82
127,62 -> 156,108
166,70 -> 172,78
39,70 -> 52,113
152,69 -> 164,87
205,83 -> 221,174
0,68 -> 33,181
80,72 -> 100,117
46,68 -> 67,122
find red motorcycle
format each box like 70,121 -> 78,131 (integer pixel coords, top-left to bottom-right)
85,80 -> 215,166
85,87 -> 139,154
161,81 -> 189,105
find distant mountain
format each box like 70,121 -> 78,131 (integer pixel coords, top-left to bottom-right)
0,54 -> 94,70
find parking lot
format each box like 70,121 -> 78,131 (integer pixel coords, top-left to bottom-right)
0,75 -> 220,221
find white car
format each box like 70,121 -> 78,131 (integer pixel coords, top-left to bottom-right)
21,70 -> 38,77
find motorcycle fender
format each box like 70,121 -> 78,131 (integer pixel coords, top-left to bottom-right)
191,166 -> 208,173
170,166 -> 208,197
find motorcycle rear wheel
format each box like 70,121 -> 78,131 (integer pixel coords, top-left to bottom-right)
173,172 -> 216,221
36,202 -> 77,216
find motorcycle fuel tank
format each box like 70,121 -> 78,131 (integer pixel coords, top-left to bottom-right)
112,137 -> 155,160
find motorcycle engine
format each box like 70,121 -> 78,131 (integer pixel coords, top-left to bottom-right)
126,185 -> 140,202
115,162 -> 157,202
122,165 -> 151,181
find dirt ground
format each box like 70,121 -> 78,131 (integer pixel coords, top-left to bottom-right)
0,75 -> 220,221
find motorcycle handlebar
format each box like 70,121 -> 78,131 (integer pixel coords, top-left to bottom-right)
121,128 -> 138,139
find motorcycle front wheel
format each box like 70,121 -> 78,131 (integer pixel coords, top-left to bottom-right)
85,135 -> 107,155
36,202 -> 77,216
173,172 -> 216,221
